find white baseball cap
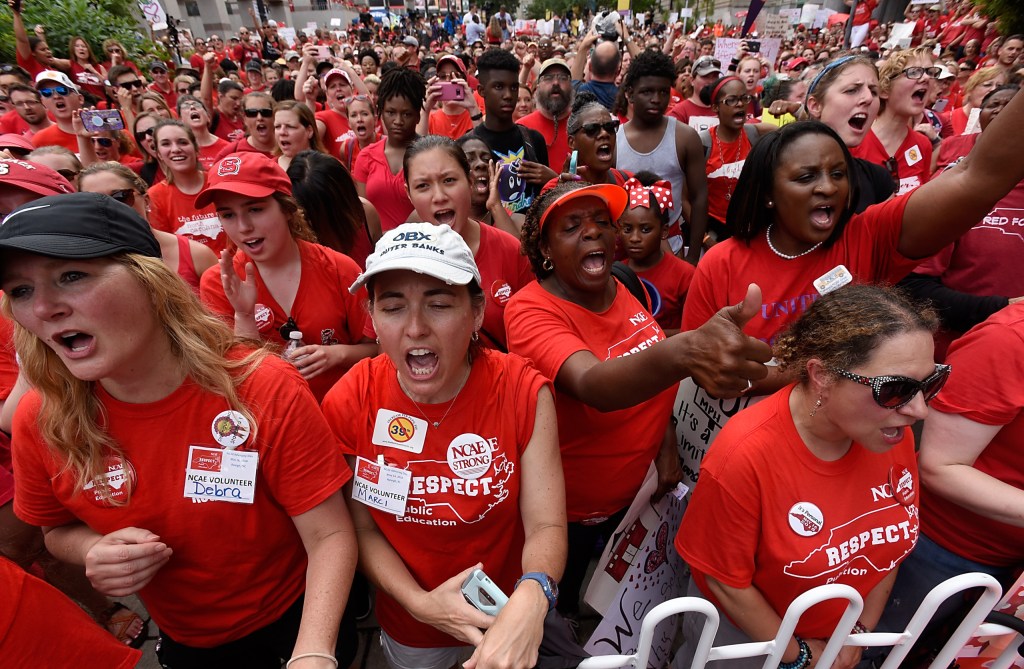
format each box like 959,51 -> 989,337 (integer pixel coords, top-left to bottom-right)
35,70 -> 79,92
350,223 -> 481,293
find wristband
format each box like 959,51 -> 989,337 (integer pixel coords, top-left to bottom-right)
471,111 -> 483,121
777,637 -> 812,669
286,652 -> 338,668
515,572 -> 559,611
852,620 -> 869,634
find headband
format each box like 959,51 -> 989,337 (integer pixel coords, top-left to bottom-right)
624,177 -> 674,213
806,54 -> 858,99
711,75 -> 743,104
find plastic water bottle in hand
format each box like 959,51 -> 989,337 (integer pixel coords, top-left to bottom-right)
283,330 -> 307,363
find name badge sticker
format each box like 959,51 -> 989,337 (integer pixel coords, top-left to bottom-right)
352,456 -> 412,516
813,264 -> 853,296
184,445 -> 258,504
372,410 -> 427,454
904,146 -> 922,166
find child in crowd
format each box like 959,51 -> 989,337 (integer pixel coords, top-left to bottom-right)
618,171 -> 694,335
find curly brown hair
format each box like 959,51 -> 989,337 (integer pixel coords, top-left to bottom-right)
520,181 -> 590,278
773,284 -> 938,382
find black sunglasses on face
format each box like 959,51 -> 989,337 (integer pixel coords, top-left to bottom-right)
576,119 -> 620,138
56,168 -> 79,181
830,364 -> 951,409
90,137 -> 114,147
39,86 -> 72,97
244,107 -> 274,118
108,189 -> 136,206
0,94 -> 9,104
134,127 -> 155,144
119,80 -> 146,90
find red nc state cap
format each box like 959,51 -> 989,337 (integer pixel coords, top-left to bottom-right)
195,152 -> 293,209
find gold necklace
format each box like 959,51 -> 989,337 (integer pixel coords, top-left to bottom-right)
399,363 -> 472,428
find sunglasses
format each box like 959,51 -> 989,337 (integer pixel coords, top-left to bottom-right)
119,80 -> 146,90
343,94 -> 371,105
134,127 -> 155,144
56,168 -> 79,181
0,94 -> 9,104
244,107 -> 274,118
900,66 -> 942,80
279,317 -> 299,341
108,47 -> 122,53
830,364 -> 951,409
108,189 -> 136,206
39,86 -> 72,97
883,156 -> 899,188
575,119 -> 620,137
90,137 -> 114,147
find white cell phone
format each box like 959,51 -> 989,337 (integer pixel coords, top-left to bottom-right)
461,568 -> 508,616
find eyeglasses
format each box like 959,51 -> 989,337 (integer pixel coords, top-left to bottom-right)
575,119 -> 620,137
90,137 -> 114,147
108,189 -> 136,206
0,94 -> 8,104
721,94 -> 754,107
180,101 -> 204,111
539,72 -> 570,83
244,107 -> 274,118
56,168 -> 79,181
38,86 -> 72,97
119,80 -> 146,90
830,363 -> 951,409
134,127 -> 155,144
900,66 -> 942,80
12,98 -> 41,108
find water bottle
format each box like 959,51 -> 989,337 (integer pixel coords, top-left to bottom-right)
283,330 -> 307,363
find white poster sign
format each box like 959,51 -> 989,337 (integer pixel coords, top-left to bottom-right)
799,3 -> 819,25
583,466 -> 687,667
138,0 -> 168,30
884,21 -> 916,49
759,13 -> 790,36
278,27 -> 298,47
330,17 -> 342,26
813,8 -> 837,29
714,37 -> 782,71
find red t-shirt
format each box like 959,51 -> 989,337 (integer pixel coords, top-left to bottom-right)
147,82 -> 177,110
214,137 -> 275,161
29,124 -> 78,152
505,280 -> 675,521
321,349 -> 548,648
428,108 -> 473,141
630,252 -> 694,331
852,128 -> 932,196
677,384 -> 919,639
16,52 -> 45,80
13,352 -> 352,647
69,62 -> 107,100
0,557 -> 142,667
683,195 -> 917,344
147,179 -> 226,255
316,108 -> 351,160
475,223 -> 535,351
518,111 -> 570,172
852,0 -> 877,26
212,110 -> 246,142
0,109 -> 31,135
352,139 -> 414,232
705,129 -> 753,222
920,304 -> 1024,567
200,240 -> 368,401
667,98 -> 719,133
198,137 -> 230,171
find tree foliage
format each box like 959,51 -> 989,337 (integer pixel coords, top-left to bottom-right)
974,0 -> 1024,37
523,0 -> 574,20
0,0 -> 162,66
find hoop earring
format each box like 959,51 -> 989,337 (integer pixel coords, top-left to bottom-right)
810,395 -> 822,418
471,331 -> 480,343
542,257 -> 554,271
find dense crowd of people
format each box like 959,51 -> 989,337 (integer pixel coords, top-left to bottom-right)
1,0 -> 1023,666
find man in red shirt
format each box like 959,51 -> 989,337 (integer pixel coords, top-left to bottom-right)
668,55 -> 723,133
189,38 -> 208,74
4,84 -> 52,137
518,58 -> 573,172
28,71 -> 81,152
147,61 -> 177,109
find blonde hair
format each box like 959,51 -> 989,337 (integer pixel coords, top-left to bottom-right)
877,47 -> 934,97
139,91 -> 174,119
79,160 -> 148,195
964,66 -> 1007,97
3,254 -> 267,502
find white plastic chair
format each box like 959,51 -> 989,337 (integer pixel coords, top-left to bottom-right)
575,572 -> 1014,669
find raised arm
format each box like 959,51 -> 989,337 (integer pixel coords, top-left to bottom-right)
10,0 -> 32,62
898,88 -> 1024,259
200,51 -> 216,113
554,283 -> 771,411
571,31 -> 598,81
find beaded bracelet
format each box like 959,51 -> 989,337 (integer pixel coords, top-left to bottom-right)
285,652 -> 339,668
852,620 -> 869,635
778,637 -> 812,669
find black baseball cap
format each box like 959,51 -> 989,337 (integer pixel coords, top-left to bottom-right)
0,192 -> 161,259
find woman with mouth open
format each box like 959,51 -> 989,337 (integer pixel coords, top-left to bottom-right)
273,100 -> 328,171
505,180 -> 773,617
674,284 -> 940,669
404,136 -> 531,352
198,152 -> 376,402
176,95 -> 229,171
336,95 -> 379,172
321,222 -> 567,669
851,47 -> 938,196
1,192 -> 358,668
683,84 -> 1024,397
565,92 -> 632,187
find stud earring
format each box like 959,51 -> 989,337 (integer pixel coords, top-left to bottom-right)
810,395 -> 822,418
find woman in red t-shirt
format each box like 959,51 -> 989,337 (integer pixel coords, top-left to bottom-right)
675,285 -> 938,669
0,192 -> 357,667
322,222 -> 566,669
274,100 -> 328,171
177,96 -> 229,171
68,36 -> 108,102
506,181 -> 771,615
337,94 -> 378,172
940,66 -> 1007,138
197,151 -> 376,401
403,136 -> 531,351
566,94 -> 632,186
127,112 -> 165,187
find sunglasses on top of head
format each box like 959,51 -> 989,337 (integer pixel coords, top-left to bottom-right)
829,363 -> 951,409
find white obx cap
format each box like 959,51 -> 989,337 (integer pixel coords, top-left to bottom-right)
350,223 -> 482,293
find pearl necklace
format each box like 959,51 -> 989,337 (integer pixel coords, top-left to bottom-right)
766,224 -> 823,260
